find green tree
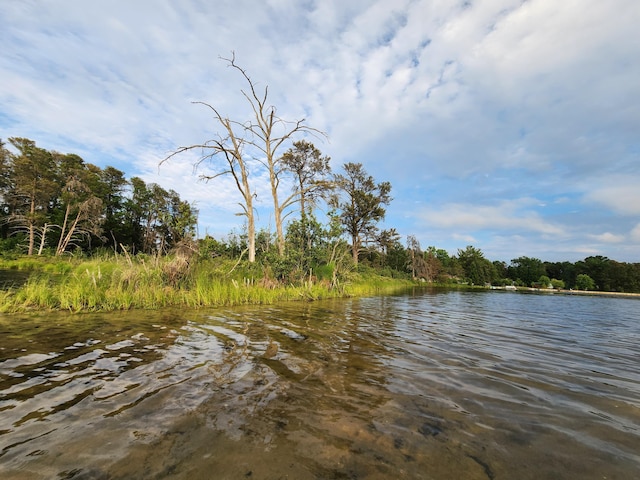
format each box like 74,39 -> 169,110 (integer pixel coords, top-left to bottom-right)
580,256 -> 612,291
281,140 -> 332,220
284,213 -> 326,277
0,139 -> 11,194
384,236 -> 409,274
0,139 -> 12,241
575,273 -> 595,291
124,177 -> 151,253
125,177 -> 186,253
281,140 -> 332,259
373,228 -> 401,269
623,263 -> 640,292
330,163 -> 391,265
432,248 -> 459,279
144,184 -> 179,253
545,261 -> 576,288
509,256 -> 546,287
7,138 -> 58,255
609,261 -> 640,292
537,275 -> 551,288
51,153 -> 104,255
167,194 -> 198,248
457,245 -> 495,285
97,166 -> 129,250
322,209 -> 354,288
493,260 -> 508,280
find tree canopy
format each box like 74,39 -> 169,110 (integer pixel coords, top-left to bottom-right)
0,138 -> 196,256
330,162 -> 391,265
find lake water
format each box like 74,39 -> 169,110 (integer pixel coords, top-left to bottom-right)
0,289 -> 638,479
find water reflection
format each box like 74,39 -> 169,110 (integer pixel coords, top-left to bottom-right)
1,291 -> 639,479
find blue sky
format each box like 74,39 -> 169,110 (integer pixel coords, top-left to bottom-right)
1,0 -> 639,262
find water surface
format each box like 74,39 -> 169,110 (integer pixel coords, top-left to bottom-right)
1,289 -> 638,479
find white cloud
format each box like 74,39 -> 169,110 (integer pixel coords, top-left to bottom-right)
418,199 -> 566,236
588,232 -> 625,244
584,175 -> 640,215
452,233 -> 477,244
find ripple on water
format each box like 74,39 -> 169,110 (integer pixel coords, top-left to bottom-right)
0,292 -> 639,479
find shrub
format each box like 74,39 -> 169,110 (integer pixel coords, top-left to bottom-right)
537,275 -> 551,288
575,274 -> 595,291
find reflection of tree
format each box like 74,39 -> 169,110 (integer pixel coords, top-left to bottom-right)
207,325 -> 251,386
236,298 -> 397,429
242,297 -> 413,477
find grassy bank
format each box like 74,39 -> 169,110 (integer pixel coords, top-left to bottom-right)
0,255 -> 415,313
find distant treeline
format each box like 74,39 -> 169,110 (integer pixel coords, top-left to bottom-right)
396,243 -> 640,293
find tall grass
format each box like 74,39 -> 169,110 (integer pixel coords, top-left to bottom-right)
0,255 -> 415,313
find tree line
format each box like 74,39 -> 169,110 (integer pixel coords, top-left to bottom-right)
0,133 -> 393,273
399,243 -> 640,293
0,137 -> 197,256
2,135 -> 639,292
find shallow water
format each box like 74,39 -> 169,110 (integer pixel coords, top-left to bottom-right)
0,289 -> 638,479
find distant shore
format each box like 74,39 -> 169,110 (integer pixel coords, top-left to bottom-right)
491,285 -> 640,299
556,288 -> 640,299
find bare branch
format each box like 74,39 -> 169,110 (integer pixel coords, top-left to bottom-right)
161,52 -> 328,261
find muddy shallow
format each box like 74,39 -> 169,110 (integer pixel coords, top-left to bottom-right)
1,290 -> 639,479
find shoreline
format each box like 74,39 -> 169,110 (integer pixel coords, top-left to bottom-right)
556,288 -> 640,299
491,285 -> 640,299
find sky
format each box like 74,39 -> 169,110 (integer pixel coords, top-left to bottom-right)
1,0 -> 639,263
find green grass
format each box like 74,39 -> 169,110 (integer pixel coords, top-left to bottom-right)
0,255 -> 416,313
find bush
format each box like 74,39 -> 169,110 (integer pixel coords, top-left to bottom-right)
537,275 -> 551,288
575,274 -> 595,291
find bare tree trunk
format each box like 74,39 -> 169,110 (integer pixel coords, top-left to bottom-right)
56,204 -> 71,255
242,170 -> 256,263
247,217 -> 255,262
228,120 -> 256,263
162,54 -> 324,263
57,209 -> 82,256
27,224 -> 35,256
299,176 -> 307,223
37,224 -> 49,256
226,57 -> 324,258
270,169 -> 285,256
27,198 -> 36,256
